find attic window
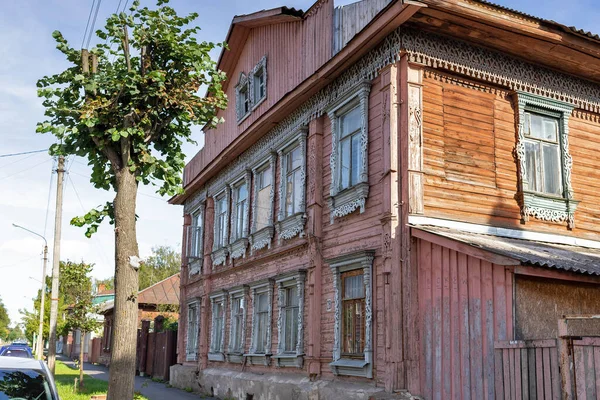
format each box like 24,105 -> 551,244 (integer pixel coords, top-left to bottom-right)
236,73 -> 251,123
252,56 -> 267,108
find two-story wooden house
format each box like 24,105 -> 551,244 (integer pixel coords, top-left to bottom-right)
170,0 -> 600,398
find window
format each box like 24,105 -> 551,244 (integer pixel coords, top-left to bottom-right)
234,183 -> 248,239
339,106 -> 362,190
251,55 -> 267,108
235,73 -> 251,122
515,92 -> 578,229
215,196 -> 228,248
276,129 -> 307,242
250,154 -> 276,254
274,271 -> 306,368
186,301 -> 199,361
254,293 -> 269,353
187,206 -> 204,275
522,111 -> 562,196
255,165 -> 272,231
231,297 -> 245,351
327,250 -> 374,378
247,280 -> 273,365
211,189 -> 229,267
209,292 -> 227,361
341,270 -> 365,356
284,146 -> 303,218
253,67 -> 265,104
327,81 -> 371,224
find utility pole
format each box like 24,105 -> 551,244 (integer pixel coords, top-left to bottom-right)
47,155 -> 65,374
36,245 -> 48,360
12,224 -> 48,360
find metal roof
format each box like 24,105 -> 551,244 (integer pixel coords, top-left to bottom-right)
414,225 -> 600,276
471,0 -> 600,42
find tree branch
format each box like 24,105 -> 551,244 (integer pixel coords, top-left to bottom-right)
122,26 -> 131,72
92,137 -> 122,171
144,116 -> 174,144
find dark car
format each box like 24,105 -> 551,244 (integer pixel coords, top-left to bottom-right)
0,345 -> 33,358
0,357 -> 59,399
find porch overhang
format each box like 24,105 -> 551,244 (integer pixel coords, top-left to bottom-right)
412,225 -> 600,276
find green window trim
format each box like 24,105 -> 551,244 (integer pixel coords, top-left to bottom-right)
515,92 -> 579,229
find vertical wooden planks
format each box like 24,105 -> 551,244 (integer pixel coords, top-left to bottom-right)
432,244 -> 443,399
521,348 -> 529,400
440,247 -> 451,399
468,257 -> 484,400
420,240 -> 433,399
481,261 -> 496,400
450,249 -> 462,400
594,346 -> 600,400
458,252 -> 471,400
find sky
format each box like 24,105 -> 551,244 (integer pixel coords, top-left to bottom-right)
0,0 -> 598,326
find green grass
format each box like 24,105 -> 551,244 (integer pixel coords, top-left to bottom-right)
54,361 -> 147,400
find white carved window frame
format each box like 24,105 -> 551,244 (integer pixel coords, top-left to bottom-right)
251,55 -> 267,110
235,72 -> 251,123
228,171 -> 251,260
276,127 -> 308,243
327,81 -> 371,224
327,250 -> 374,378
187,203 -> 204,276
185,298 -> 200,362
245,279 -> 274,366
273,270 -> 306,368
208,290 -> 228,362
515,92 -> 579,229
226,285 -> 248,363
211,188 -> 230,267
249,153 -> 277,254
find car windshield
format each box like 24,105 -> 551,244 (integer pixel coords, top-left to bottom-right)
0,369 -> 52,400
1,350 -> 31,358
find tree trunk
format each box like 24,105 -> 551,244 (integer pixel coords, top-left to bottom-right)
79,331 -> 84,389
107,169 -> 139,400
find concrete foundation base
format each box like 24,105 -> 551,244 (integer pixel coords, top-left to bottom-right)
169,364 -> 415,400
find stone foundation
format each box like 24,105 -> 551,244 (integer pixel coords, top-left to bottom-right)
169,364 -> 415,400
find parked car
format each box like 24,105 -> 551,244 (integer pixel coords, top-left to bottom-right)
0,357 -> 59,399
0,345 -> 33,358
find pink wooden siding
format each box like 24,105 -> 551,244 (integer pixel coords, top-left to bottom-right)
184,1 -> 333,187
416,238 -> 514,399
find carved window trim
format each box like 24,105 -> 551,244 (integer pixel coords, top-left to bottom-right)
187,203 -> 204,276
208,291 -> 228,362
326,250 -> 374,378
235,72 -> 251,123
327,81 -> 371,224
245,279 -> 274,366
250,153 -> 277,254
211,188 -> 230,267
228,172 -> 251,260
273,270 -> 306,368
514,92 -> 579,229
276,127 -> 308,243
185,298 -> 200,362
226,285 -> 248,363
251,55 -> 267,110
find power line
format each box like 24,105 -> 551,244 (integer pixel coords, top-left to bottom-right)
85,0 -> 103,50
43,160 -> 56,239
0,158 -> 52,181
0,152 -> 43,170
81,0 -> 97,49
0,149 -> 47,158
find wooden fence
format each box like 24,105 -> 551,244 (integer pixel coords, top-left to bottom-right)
135,316 -> 178,381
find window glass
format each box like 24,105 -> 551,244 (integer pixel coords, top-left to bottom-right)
212,302 -> 224,352
341,271 -> 365,356
340,106 -> 361,139
284,146 -> 302,218
351,133 -> 361,186
255,292 -> 269,353
232,297 -> 244,352
216,196 -> 227,247
191,212 -> 202,257
283,286 -> 299,353
523,111 -> 562,196
254,68 -> 265,103
235,183 -> 248,240
542,144 -> 562,196
187,303 -> 198,357
340,137 -> 351,189
0,369 -> 51,398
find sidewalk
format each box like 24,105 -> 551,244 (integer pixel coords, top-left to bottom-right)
58,356 -> 216,400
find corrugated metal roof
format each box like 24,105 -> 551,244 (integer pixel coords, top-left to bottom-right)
471,0 -> 600,42
415,226 -> 600,276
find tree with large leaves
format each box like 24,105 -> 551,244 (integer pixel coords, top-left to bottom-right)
36,0 -> 227,397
